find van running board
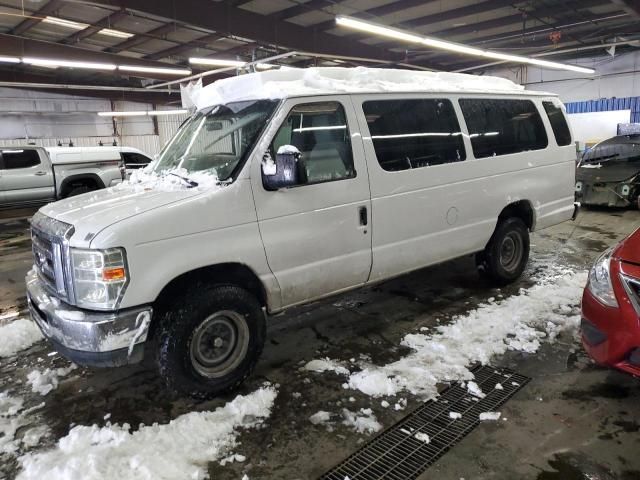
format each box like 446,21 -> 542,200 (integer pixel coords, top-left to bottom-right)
320,365 -> 530,480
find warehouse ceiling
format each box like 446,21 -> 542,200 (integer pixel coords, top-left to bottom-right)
0,0 -> 639,99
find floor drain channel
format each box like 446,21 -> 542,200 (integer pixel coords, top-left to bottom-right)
320,365 -> 530,480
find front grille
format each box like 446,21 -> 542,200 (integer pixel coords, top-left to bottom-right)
320,365 -> 530,480
621,274 -> 640,316
30,212 -> 74,301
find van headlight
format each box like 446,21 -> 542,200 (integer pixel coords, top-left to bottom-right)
70,248 -> 128,310
587,248 -> 618,308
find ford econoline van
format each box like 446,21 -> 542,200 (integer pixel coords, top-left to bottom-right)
26,68 -> 578,398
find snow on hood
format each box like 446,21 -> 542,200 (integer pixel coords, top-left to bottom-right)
195,67 -> 528,109
40,168 -> 223,247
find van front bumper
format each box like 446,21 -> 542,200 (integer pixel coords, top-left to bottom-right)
26,269 -> 152,367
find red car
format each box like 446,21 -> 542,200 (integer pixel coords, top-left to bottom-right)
581,227 -> 640,375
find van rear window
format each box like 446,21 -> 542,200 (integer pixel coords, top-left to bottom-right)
542,101 -> 572,146
0,149 -> 40,170
459,99 -> 548,158
362,99 -> 466,171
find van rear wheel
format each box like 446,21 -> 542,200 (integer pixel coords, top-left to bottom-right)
477,217 -> 529,285
156,285 -> 266,399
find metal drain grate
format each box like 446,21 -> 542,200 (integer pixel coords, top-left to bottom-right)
320,365 -> 530,480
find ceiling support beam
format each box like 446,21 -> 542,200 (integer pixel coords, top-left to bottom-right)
83,0 -> 403,63
10,0 -> 64,35
106,23 -> 177,53
0,34 -> 192,77
144,33 -> 225,60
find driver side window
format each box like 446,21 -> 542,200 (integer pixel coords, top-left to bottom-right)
271,101 -> 356,185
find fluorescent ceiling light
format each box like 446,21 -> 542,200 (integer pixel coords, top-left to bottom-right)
98,109 -> 189,117
0,56 -> 20,63
42,16 -> 88,30
335,16 -> 595,74
23,57 -> 117,70
119,65 -> 192,76
99,28 -> 134,39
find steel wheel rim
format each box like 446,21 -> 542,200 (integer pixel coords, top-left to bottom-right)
499,232 -> 523,272
189,310 -> 250,379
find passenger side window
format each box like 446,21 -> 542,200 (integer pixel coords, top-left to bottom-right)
363,99 -> 465,171
271,102 -> 355,185
459,99 -> 548,158
0,149 -> 41,169
542,101 -> 572,146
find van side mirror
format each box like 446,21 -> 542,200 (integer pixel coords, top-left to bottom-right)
262,145 -> 301,191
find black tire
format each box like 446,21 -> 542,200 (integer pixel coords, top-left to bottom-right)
477,217 -> 530,285
156,284 -> 266,399
63,184 -> 94,198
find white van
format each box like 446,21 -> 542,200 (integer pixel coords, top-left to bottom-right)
26,68 -> 577,398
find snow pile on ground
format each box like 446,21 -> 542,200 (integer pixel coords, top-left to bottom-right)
479,412 -> 502,421
0,319 -> 43,358
0,393 -> 25,454
341,408 -> 382,435
309,411 -> 332,425
196,67 -> 524,109
27,365 -> 78,396
17,386 -> 278,480
303,358 -> 350,376
310,264 -> 587,400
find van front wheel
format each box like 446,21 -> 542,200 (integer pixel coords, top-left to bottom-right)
477,217 -> 530,285
156,285 -> 266,399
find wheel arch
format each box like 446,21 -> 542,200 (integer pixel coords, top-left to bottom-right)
59,173 -> 104,198
498,200 -> 536,231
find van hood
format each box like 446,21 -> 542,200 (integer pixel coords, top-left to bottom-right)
40,185 -> 204,246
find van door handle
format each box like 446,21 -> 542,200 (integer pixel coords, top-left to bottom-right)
359,206 -> 368,226
34,171 -> 47,176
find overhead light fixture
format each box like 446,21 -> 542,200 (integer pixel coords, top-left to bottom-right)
98,109 -> 189,117
189,57 -> 246,67
23,57 -> 117,70
42,16 -> 89,30
119,65 -> 192,76
99,28 -> 134,39
335,16 -> 595,74
0,56 -> 20,63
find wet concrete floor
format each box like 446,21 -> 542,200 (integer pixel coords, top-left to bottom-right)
0,206 -> 639,479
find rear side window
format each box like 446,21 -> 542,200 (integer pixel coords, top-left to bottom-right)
363,99 -> 465,171
0,149 -> 41,169
459,99 -> 548,158
122,152 -> 152,169
542,101 -> 572,146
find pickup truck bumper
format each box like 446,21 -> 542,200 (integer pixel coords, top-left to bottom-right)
26,269 -> 152,367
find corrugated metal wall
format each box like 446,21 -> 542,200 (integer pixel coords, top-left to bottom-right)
0,88 -> 190,156
565,97 -> 640,123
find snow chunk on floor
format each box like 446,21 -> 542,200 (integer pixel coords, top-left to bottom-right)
479,412 -> 502,421
304,358 -> 350,376
449,412 -> 462,420
309,411 -> 332,425
0,319 -> 43,358
414,432 -> 430,444
27,365 -> 78,396
342,408 -> 382,435
342,264 -> 586,399
0,393 -> 25,454
466,381 -> 485,398
17,386 -> 278,480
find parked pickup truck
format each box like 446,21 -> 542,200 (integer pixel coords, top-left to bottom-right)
26,67 -> 578,399
0,145 -> 152,209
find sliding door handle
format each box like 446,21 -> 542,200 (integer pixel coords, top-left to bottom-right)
359,206 -> 368,226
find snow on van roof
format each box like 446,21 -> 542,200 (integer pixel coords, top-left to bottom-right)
195,67 -> 544,109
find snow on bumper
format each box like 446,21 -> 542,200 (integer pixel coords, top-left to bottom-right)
26,268 -> 152,367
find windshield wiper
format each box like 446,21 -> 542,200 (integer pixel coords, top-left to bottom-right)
168,172 -> 199,187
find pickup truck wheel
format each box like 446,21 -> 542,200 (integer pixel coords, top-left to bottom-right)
156,285 -> 265,399
477,217 -> 529,285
